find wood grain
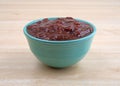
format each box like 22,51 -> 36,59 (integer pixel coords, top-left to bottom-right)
0,0 -> 120,86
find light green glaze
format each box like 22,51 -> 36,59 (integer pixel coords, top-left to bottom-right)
23,18 -> 96,68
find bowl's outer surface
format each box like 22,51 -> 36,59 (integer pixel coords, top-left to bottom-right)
24,18 -> 96,68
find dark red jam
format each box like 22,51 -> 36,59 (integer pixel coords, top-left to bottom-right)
27,17 -> 93,41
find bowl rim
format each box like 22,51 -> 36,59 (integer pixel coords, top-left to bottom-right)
23,17 -> 96,44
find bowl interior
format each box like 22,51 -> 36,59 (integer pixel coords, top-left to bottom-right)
23,17 -> 96,44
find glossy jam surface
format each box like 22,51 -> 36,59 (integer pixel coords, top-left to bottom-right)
27,17 -> 93,41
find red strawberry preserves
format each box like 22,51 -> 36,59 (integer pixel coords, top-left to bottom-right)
27,17 -> 93,41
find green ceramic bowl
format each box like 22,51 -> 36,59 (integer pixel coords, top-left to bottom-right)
23,17 -> 96,68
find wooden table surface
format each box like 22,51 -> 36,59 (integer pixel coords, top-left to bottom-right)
0,0 -> 120,86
